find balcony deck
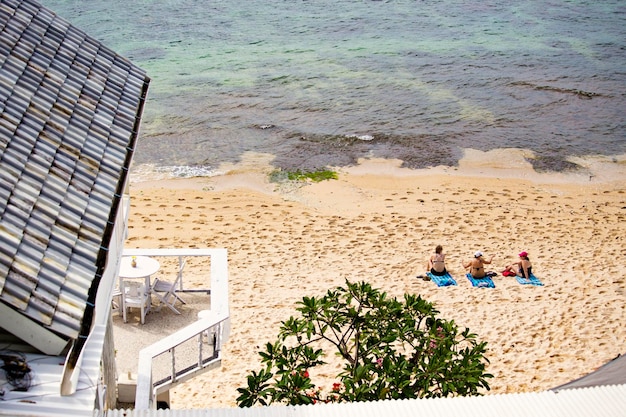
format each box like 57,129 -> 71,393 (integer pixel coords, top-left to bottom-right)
113,248 -> 229,410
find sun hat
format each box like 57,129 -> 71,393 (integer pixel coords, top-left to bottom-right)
474,251 -> 483,258
519,251 -> 528,257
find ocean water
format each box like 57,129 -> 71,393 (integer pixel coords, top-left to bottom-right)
42,0 -> 626,179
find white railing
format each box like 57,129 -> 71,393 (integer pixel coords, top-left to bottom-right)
121,248 -> 230,410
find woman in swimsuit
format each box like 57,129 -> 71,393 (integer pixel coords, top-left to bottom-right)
463,251 -> 493,278
503,251 -> 532,278
428,245 -> 447,276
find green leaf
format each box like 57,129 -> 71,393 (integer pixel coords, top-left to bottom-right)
235,280 -> 492,407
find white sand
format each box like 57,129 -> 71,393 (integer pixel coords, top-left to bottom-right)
123,154 -> 626,409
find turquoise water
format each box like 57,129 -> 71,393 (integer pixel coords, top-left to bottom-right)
42,0 -> 626,177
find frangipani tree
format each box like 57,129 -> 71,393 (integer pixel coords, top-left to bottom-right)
237,281 -> 492,407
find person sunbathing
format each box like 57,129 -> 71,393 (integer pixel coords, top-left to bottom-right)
503,251 -> 532,278
427,245 -> 448,276
463,251 -> 493,278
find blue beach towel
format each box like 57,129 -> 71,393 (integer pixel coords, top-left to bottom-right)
515,273 -> 544,286
465,273 -> 496,288
426,272 -> 457,287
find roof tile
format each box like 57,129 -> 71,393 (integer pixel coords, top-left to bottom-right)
0,0 -> 149,350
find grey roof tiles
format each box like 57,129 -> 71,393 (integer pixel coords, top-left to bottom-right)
0,0 -> 149,350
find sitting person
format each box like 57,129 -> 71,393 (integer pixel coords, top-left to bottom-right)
428,245 -> 448,276
503,251 -> 533,278
463,251 -> 493,278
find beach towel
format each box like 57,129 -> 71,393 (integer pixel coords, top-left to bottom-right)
465,273 -> 496,288
426,272 -> 457,287
515,273 -> 544,286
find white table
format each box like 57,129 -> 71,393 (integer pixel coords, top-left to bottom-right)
119,255 -> 160,314
119,255 -> 160,281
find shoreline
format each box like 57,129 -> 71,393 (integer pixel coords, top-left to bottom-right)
124,156 -> 626,409
129,149 -> 626,191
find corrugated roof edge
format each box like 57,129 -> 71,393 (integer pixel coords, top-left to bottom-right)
101,384 -> 626,417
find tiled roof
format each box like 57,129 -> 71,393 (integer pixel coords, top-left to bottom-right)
0,0 -> 149,352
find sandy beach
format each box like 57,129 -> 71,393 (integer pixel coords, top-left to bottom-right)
122,152 -> 626,409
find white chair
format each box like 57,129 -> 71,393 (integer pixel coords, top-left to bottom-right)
151,260 -> 186,314
111,286 -> 122,316
121,279 -> 150,324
